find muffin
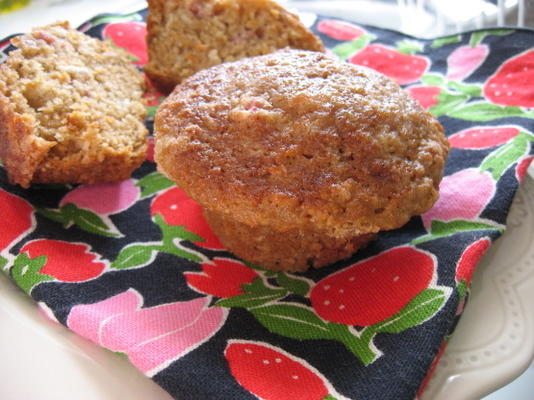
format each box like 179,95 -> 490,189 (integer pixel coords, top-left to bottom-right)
144,0 -> 325,94
0,22 -> 147,188
155,49 -> 449,271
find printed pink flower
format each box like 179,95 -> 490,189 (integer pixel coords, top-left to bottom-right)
421,168 -> 496,230
316,19 -> 365,41
447,44 -> 489,80
407,85 -> 441,109
151,187 -> 224,249
184,258 -> 258,298
483,49 -> 534,107
456,238 -> 491,286
448,126 -> 521,149
310,247 -> 435,326
0,189 -> 34,251
67,289 -> 227,376
60,179 -> 139,215
226,340 -> 341,400
516,155 -> 534,183
349,44 -> 429,85
20,239 -> 106,282
102,21 -> 147,65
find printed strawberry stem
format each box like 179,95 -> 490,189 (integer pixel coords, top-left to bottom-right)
276,272 -> 311,296
332,33 -> 376,59
480,132 -> 534,180
421,74 -> 482,97
329,324 -> 380,365
469,29 -> 514,47
111,215 -> 204,268
216,277 -> 287,308
136,172 -> 175,198
10,253 -> 53,294
457,281 -> 468,300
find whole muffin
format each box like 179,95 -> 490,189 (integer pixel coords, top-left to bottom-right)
155,49 -> 449,271
145,0 -> 325,93
0,22 -> 147,188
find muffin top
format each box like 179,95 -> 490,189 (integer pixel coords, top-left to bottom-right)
155,49 -> 449,237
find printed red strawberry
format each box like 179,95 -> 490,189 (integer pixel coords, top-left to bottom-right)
448,126 -> 520,149
447,44 -> 489,80
317,19 -> 365,41
407,85 -> 441,109
0,189 -> 34,251
516,155 -> 534,183
184,258 -> 258,298
310,247 -> 435,326
20,239 -> 106,282
456,238 -> 491,287
483,49 -> 534,107
102,22 -> 147,65
349,43 -> 429,85
151,187 -> 224,249
225,340 -> 338,400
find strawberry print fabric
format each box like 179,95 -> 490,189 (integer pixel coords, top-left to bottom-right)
1,10 -> 534,400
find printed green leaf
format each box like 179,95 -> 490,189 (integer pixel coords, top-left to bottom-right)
62,203 -> 120,238
0,255 -> 7,270
136,172 -> 175,198
481,132 -> 534,180
111,244 -> 157,269
251,303 -> 333,340
396,39 -> 423,55
412,219 -> 504,244
332,33 -> 376,59
446,103 -> 530,121
36,207 -> 69,225
276,272 -> 310,296
372,288 -> 449,334
430,35 -> 461,48
421,74 -> 445,86
216,291 -> 286,308
322,396 -> 338,400
10,253 -> 53,294
457,280 -> 468,300
430,92 -> 469,116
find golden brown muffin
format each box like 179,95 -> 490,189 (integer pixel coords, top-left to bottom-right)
155,49 -> 449,271
144,0 -> 325,93
205,209 -> 376,271
0,22 -> 147,188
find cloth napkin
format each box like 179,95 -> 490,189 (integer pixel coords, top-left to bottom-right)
1,9 -> 534,400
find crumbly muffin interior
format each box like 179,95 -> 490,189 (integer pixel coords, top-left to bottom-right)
145,0 -> 324,90
0,22 -> 146,161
